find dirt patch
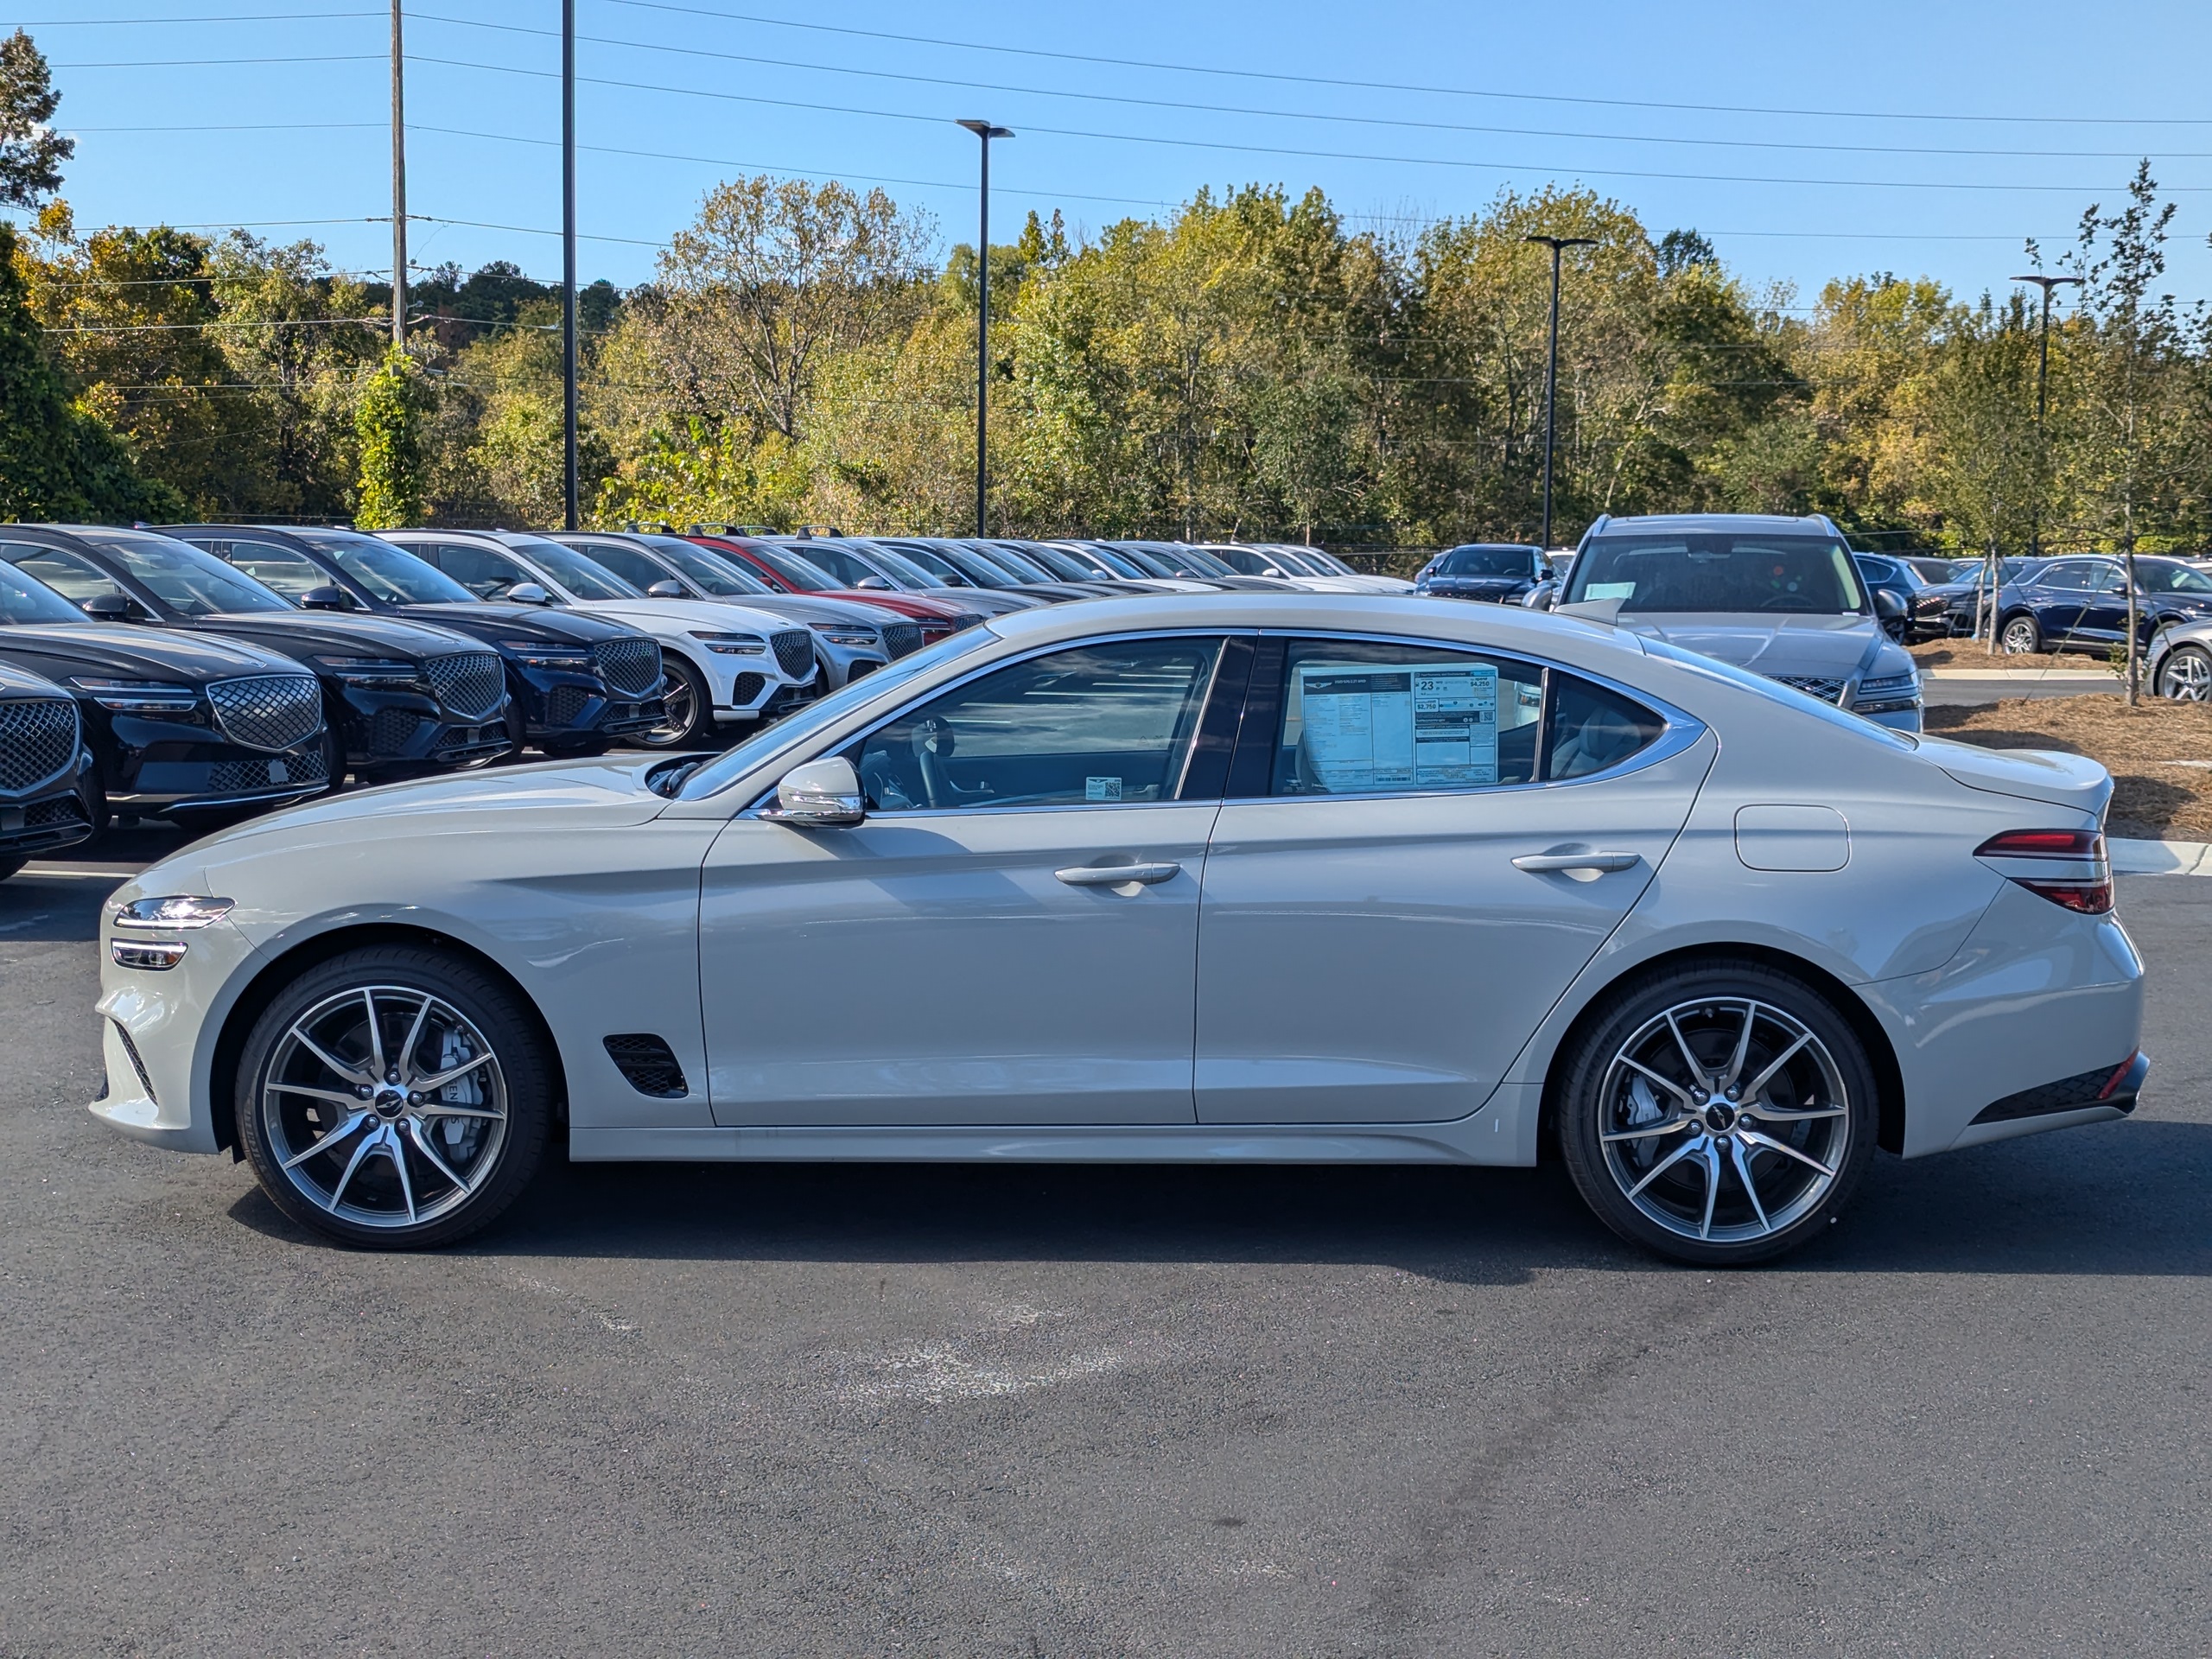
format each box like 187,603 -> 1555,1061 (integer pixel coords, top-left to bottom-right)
1907,638 -> 2118,672
1924,695 -> 2212,839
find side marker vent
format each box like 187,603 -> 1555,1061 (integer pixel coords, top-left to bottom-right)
602,1033 -> 689,1098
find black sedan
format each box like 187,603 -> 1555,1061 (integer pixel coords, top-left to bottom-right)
1414,543 -> 1550,603
0,556 -> 328,828
0,658 -> 97,876
0,526 -> 512,782
165,524 -> 666,756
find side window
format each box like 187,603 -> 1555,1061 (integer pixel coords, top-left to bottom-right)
2040,563 -> 2088,590
3,547 -> 133,607
435,543 -> 527,599
216,538 -> 325,597
1547,675 -> 1667,780
1264,638 -> 1544,796
2091,565 -> 2128,594
580,543 -> 663,590
849,637 -> 1225,812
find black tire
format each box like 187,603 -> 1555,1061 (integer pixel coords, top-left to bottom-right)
0,855 -> 24,882
1555,959 -> 1879,1267
1999,613 -> 2041,655
233,944 -> 553,1249
635,655 -> 712,749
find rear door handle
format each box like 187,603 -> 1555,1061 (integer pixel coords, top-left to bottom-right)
1512,851 -> 1641,874
1056,861 -> 1181,887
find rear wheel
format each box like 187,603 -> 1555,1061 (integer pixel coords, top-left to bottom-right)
2158,644 -> 2212,702
234,945 -> 552,1249
1556,962 -> 1878,1266
1999,613 -> 2042,654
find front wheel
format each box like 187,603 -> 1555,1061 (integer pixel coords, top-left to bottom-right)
234,944 -> 552,1249
1555,962 -> 1878,1266
1999,614 -> 2042,654
2158,644 -> 2212,702
635,657 -> 712,749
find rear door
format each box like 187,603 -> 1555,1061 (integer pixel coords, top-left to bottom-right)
2026,561 -> 2094,646
1194,634 -> 1711,1126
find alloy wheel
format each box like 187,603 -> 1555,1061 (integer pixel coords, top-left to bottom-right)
2000,618 -> 2040,654
1597,998 -> 1851,1246
260,985 -> 508,1229
2158,646 -> 2211,702
638,661 -> 703,748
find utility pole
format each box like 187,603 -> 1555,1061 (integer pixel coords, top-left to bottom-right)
957,119 -> 1013,537
1524,234 -> 1596,553
2010,272 -> 2081,558
562,0 -> 578,530
389,0 -> 405,346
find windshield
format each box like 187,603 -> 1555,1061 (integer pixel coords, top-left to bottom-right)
974,543 -> 1053,582
1564,532 -> 1866,614
0,560 -> 87,626
736,542 -> 835,591
850,541 -> 950,588
2134,560 -> 2212,594
678,626 -> 998,800
639,535 -> 774,596
1014,543 -> 1094,581
299,530 -> 476,604
877,541 -> 982,587
1436,545 -> 1540,579
507,537 -> 642,601
1177,547 -> 1238,576
1078,544 -> 1147,578
77,529 -> 295,615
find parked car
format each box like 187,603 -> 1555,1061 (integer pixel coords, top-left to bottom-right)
1988,555 -> 2212,658
870,537 -> 1112,604
556,530 -> 915,690
1416,543 -> 1551,605
1851,552 -> 1929,642
1548,512 -> 1923,731
0,658 -> 97,877
92,591 -> 2142,1268
379,530 -> 817,748
761,536 -> 1043,616
1898,554 -> 1966,584
2146,617 -> 2212,700
682,532 -> 995,642
0,525 -> 507,782
0,556 -> 328,826
166,524 -> 665,756
1248,544 -> 1415,593
1910,556 -> 2044,640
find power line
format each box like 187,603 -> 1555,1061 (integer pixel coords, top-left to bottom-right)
22,10 -> 377,22
54,53 -> 383,67
591,0 -> 2212,130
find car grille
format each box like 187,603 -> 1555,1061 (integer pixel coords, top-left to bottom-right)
208,750 -> 327,793
545,684 -> 590,728
206,674 -> 321,753
1768,675 -> 1847,705
24,795 -> 86,829
771,629 -> 814,681
368,708 -> 423,755
594,637 -> 662,696
948,612 -> 988,633
0,697 -> 79,792
879,621 -> 923,658
426,652 -> 505,719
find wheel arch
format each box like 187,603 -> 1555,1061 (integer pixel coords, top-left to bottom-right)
1535,941 -> 1908,1162
208,922 -> 569,1160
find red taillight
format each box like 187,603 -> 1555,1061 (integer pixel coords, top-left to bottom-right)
1976,829 -> 2113,913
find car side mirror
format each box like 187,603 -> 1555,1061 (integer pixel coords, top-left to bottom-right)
852,575 -> 891,591
506,582 -> 554,606
762,755 -> 866,828
646,579 -> 685,599
1523,580 -> 1560,612
81,592 -> 135,620
1873,590 -> 1907,621
299,584 -> 348,611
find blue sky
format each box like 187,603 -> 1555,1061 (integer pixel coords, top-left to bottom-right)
26,0 -> 2212,313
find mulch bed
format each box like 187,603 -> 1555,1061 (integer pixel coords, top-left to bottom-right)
1923,695 -> 2212,840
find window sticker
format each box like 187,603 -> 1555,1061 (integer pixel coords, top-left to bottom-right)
1084,775 -> 1123,801
1294,661 -> 1499,791
1583,582 -> 1637,601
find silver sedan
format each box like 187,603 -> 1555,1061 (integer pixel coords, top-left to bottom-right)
88,594 -> 2145,1264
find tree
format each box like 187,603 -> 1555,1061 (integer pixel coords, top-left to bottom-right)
353,346 -> 432,528
0,30 -> 71,212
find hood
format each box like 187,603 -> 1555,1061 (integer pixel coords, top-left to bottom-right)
573,597 -> 804,638
0,658 -> 70,698
0,621 -> 307,683
390,603 -> 635,645
194,610 -> 486,659
728,594 -> 904,628
1916,735 -> 2113,823
1570,609 -> 1883,678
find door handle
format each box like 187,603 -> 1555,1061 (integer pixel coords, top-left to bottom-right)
1512,851 -> 1641,874
1055,861 -> 1181,887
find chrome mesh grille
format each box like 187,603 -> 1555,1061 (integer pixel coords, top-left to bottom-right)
426,652 -> 504,719
0,697 -> 79,792
207,674 -> 321,753
593,637 -> 662,696
771,629 -> 815,681
209,749 -> 327,794
1768,674 -> 1847,705
880,621 -> 923,658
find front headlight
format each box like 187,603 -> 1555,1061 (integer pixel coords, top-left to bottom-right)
67,677 -> 200,713
113,895 -> 234,931
311,655 -> 423,686
688,632 -> 766,656
1854,671 -> 1921,713
809,626 -> 880,648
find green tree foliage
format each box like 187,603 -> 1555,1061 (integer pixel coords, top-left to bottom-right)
0,29 -> 70,212
353,346 -> 432,529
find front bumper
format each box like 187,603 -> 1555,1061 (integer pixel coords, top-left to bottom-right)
90,906 -> 263,1154
0,772 -> 95,859
102,710 -> 331,818
334,681 -> 515,772
510,659 -> 667,750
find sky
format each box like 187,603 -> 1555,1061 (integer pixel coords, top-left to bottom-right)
23,0 -> 2212,315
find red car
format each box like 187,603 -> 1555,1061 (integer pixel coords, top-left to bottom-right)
683,533 -> 994,645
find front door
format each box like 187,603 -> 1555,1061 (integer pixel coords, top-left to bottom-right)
699,633 -> 1237,1126
1195,636 -> 1712,1125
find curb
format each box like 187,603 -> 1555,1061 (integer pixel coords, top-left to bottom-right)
2112,837 -> 2212,876
1921,666 -> 2115,682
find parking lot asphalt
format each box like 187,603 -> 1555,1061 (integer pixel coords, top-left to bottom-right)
3,835 -> 2208,1656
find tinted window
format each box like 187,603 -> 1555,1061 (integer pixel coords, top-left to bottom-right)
213,538 -> 327,597
849,638 -> 1224,812
1565,533 -> 1866,613
2135,560 -> 2212,594
789,542 -> 887,588
2038,563 -> 2090,590
737,542 -> 836,590
1436,546 -> 1540,579
299,532 -> 476,604
0,556 -> 91,625
73,532 -> 293,615
1548,677 -> 1667,780
503,537 -> 641,601
572,541 -> 671,594
432,543 -> 532,600
3,547 -> 131,609
1264,639 -> 1543,794
641,536 -> 773,594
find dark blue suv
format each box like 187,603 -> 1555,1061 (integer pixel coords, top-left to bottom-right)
1414,543 -> 1549,603
1993,555 -> 2212,657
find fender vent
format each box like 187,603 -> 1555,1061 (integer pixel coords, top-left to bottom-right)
602,1033 -> 688,1098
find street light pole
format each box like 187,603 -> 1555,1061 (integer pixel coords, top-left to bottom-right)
957,119 -> 1013,538
1524,234 -> 1596,553
561,0 -> 578,531
389,0 -> 405,347
2009,272 -> 2081,558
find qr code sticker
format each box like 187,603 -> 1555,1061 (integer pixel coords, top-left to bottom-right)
1085,776 -> 1123,802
